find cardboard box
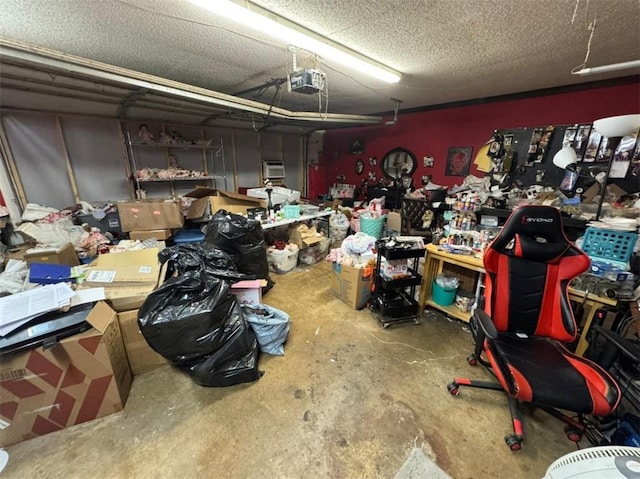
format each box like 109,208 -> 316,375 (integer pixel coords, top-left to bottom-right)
230,280 -> 267,306
117,310 -> 168,376
129,229 -> 172,241
330,263 -> 372,309
117,200 -> 183,232
381,259 -> 409,280
23,243 -> 80,266
78,248 -> 164,312
289,224 -> 324,249
0,302 -> 132,447
581,183 -> 627,205
387,211 -> 402,233
185,188 -> 266,220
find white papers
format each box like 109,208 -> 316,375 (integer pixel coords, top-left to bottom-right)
0,283 -> 76,337
69,288 -> 105,307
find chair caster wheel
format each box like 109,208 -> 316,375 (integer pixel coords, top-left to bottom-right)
447,382 -> 459,396
505,434 -> 523,451
383,323 -> 390,329
564,426 -> 582,442
466,354 -> 478,366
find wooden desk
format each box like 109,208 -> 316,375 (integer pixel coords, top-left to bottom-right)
418,244 -> 617,356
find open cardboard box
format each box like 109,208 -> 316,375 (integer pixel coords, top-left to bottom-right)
329,263 -> 372,309
22,243 -> 80,266
78,248 -> 165,312
0,301 -> 132,447
185,188 -> 266,220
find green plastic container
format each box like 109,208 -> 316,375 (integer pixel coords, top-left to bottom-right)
432,280 -> 458,306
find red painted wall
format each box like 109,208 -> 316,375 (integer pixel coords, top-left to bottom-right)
310,80 -> 640,199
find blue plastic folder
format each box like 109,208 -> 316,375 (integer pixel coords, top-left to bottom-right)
28,263 -> 73,285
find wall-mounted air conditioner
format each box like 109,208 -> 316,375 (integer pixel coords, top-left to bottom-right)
263,161 -> 286,179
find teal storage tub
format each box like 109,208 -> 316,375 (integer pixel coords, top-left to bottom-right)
432,280 -> 458,306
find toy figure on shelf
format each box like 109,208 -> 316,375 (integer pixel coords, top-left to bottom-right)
264,178 -> 274,215
138,123 -> 155,144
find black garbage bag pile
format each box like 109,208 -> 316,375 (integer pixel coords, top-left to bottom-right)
158,242 -> 248,283
204,210 -> 274,293
138,272 -> 261,387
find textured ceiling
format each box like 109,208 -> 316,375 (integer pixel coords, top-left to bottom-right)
0,0 -> 639,117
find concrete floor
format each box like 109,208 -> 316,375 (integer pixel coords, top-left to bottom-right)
3,261 -> 580,478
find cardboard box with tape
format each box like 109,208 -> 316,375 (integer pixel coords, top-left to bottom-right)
117,200 -> 183,232
0,302 -> 132,447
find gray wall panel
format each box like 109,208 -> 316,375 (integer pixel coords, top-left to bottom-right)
282,133 -> 303,193
2,113 -> 74,208
62,117 -> 131,202
234,130 -> 261,190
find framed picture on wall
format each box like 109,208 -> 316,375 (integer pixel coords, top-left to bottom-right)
349,138 -> 365,155
583,130 -> 602,163
445,146 -> 473,176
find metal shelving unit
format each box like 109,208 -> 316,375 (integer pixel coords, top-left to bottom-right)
124,131 -> 228,199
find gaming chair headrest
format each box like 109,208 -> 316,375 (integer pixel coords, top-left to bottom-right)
490,206 -> 570,263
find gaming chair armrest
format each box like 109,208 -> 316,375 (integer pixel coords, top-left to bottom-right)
592,325 -> 640,364
473,309 -> 498,340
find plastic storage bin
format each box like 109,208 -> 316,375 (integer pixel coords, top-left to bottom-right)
359,215 -> 386,240
282,205 -> 301,218
581,227 -> 637,264
432,279 -> 458,306
173,229 -> 205,244
267,247 -> 299,274
298,238 -> 330,265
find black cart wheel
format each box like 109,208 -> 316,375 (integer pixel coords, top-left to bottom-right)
447,382 -> 459,396
505,434 -> 522,451
466,354 -> 478,366
564,426 -> 582,443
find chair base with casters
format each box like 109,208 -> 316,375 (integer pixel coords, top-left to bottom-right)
445,206 -> 621,451
447,315 -> 610,450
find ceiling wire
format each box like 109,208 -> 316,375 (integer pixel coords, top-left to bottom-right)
571,15 -> 597,74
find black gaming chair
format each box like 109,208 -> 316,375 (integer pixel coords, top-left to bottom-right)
447,206 -> 621,450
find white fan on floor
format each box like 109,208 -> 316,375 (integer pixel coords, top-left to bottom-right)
543,446 -> 640,478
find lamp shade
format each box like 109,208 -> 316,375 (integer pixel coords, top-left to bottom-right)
552,146 -> 578,170
592,114 -> 640,138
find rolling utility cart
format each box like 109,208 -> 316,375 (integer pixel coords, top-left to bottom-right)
369,238 -> 424,328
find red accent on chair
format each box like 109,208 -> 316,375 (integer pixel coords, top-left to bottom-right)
565,355 -> 622,416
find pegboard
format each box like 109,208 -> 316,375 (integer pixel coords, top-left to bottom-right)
496,125 -> 639,196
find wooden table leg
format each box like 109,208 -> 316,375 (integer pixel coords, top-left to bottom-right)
575,299 -> 597,357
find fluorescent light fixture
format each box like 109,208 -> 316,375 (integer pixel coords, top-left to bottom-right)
188,0 -> 402,83
573,59 -> 640,76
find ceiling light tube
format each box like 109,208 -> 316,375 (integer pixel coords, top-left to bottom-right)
188,0 -> 402,83
573,59 -> 640,76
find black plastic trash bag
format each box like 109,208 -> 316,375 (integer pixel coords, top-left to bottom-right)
204,210 -> 273,293
158,242 -> 248,283
178,301 -> 262,387
137,272 -> 237,364
241,304 -> 290,356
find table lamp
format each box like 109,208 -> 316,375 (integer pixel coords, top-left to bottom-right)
591,114 -> 640,220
